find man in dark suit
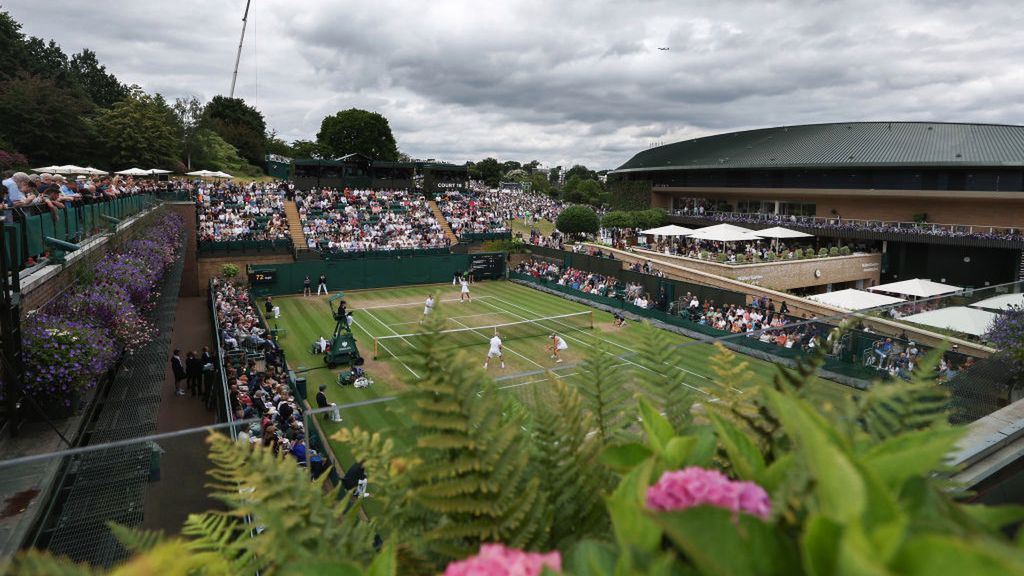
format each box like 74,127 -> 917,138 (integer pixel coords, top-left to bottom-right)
200,346 -> 215,408
171,349 -> 186,396
186,351 -> 201,397
316,384 -> 330,420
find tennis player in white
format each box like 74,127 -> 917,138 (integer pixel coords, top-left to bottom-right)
421,294 -> 435,323
460,278 -> 471,303
484,331 -> 504,369
548,333 -> 568,363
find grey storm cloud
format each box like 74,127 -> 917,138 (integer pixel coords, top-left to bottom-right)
8,0 -> 1024,169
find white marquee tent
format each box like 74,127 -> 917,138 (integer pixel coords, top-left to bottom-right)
969,293 -> 1024,311
807,288 -> 906,311
639,224 -> 694,236
901,306 -> 998,337
868,278 -> 961,298
115,167 -> 150,176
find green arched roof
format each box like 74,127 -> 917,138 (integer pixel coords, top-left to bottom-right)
613,122 -> 1024,173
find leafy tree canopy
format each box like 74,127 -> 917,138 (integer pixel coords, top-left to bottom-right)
94,90 -> 180,168
469,157 -> 502,187
204,95 -> 267,167
0,73 -> 95,165
69,49 -> 129,108
316,108 -> 399,161
601,210 -> 636,229
556,205 -> 601,236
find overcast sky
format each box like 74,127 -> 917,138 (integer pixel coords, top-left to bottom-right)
8,0 -> 1024,169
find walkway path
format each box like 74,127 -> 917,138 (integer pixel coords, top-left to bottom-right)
284,200 -> 308,249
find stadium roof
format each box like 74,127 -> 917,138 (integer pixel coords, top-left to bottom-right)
612,122 -> 1024,173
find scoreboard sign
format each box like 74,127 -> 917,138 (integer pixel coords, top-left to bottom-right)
250,269 -> 277,284
469,254 -> 505,280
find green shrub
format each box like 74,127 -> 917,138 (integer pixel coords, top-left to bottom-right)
715,253 -> 728,263
767,252 -> 777,262
839,246 -> 851,256
735,254 -> 746,264
221,263 -> 240,278
818,247 -> 829,257
829,246 -> 839,256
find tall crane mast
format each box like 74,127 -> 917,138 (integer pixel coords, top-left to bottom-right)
229,0 -> 252,98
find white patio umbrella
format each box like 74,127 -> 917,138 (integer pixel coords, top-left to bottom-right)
53,164 -> 90,174
808,288 -> 905,311
686,228 -> 762,242
969,293 -> 1024,311
868,278 -> 961,298
639,224 -> 694,236
32,165 -> 63,173
901,306 -> 998,337
211,171 -> 234,179
147,168 -> 172,175
115,167 -> 151,176
754,226 -> 813,239
694,223 -> 756,234
185,170 -> 219,177
82,166 -> 108,176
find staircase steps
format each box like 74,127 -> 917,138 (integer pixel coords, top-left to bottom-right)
283,200 -> 309,249
428,200 -> 459,245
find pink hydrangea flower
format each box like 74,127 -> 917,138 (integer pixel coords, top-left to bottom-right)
443,544 -> 562,576
646,467 -> 771,520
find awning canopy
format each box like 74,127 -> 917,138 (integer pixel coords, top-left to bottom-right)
685,223 -> 762,242
901,306 -> 998,337
186,170 -> 219,177
639,224 -> 694,236
969,293 -> 1024,311
115,167 -> 150,176
807,288 -> 906,311
868,278 -> 961,298
754,226 -> 813,239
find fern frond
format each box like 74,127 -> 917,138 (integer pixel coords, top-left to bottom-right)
577,341 -> 635,445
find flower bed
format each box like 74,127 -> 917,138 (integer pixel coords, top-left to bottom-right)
17,211 -> 184,412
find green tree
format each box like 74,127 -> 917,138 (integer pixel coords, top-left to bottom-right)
265,130 -> 294,157
469,157 -> 502,187
577,178 -> 605,206
500,160 -> 522,175
562,175 -> 583,202
565,163 -> 599,182
316,108 -> 399,161
0,73 -> 95,165
601,210 -> 636,230
548,165 -> 561,185
631,208 -> 667,230
173,95 -> 207,170
69,49 -> 128,108
204,95 -> 267,166
0,11 -> 29,81
291,139 -> 328,159
529,172 -> 551,197
556,205 -> 600,237
94,91 -> 181,168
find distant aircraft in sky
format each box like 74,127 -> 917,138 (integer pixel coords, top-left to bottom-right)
658,47 -> 670,51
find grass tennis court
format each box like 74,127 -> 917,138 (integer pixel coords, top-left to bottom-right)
264,280 -> 853,463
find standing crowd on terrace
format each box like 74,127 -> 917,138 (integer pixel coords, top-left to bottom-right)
296,187 -> 448,251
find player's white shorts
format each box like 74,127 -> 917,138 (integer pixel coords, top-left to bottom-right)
487,348 -> 502,358
424,306 -> 432,315
462,286 -> 470,294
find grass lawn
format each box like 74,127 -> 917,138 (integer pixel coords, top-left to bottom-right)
510,217 -> 556,237
265,281 -> 853,469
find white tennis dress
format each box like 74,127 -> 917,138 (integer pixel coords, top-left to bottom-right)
553,336 -> 568,351
423,296 -> 434,315
488,335 -> 503,358
461,280 -> 470,294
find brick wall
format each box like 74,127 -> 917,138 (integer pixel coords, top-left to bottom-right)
165,202 -> 199,297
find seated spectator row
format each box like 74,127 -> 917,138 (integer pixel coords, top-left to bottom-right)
489,187 -> 564,223
297,187 -> 447,251
437,191 -> 510,236
211,278 -> 314,464
197,182 -> 290,242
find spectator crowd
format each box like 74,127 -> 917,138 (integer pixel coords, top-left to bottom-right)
197,182 -> 290,242
297,187 -> 448,252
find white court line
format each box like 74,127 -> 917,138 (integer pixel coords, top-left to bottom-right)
448,316 -> 545,370
486,291 -> 739,391
388,312 -> 503,327
360,308 -> 421,379
496,361 -> 633,390
476,295 -> 714,397
355,295 -> 495,310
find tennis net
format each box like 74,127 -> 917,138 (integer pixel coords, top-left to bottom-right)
372,310 -> 593,359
